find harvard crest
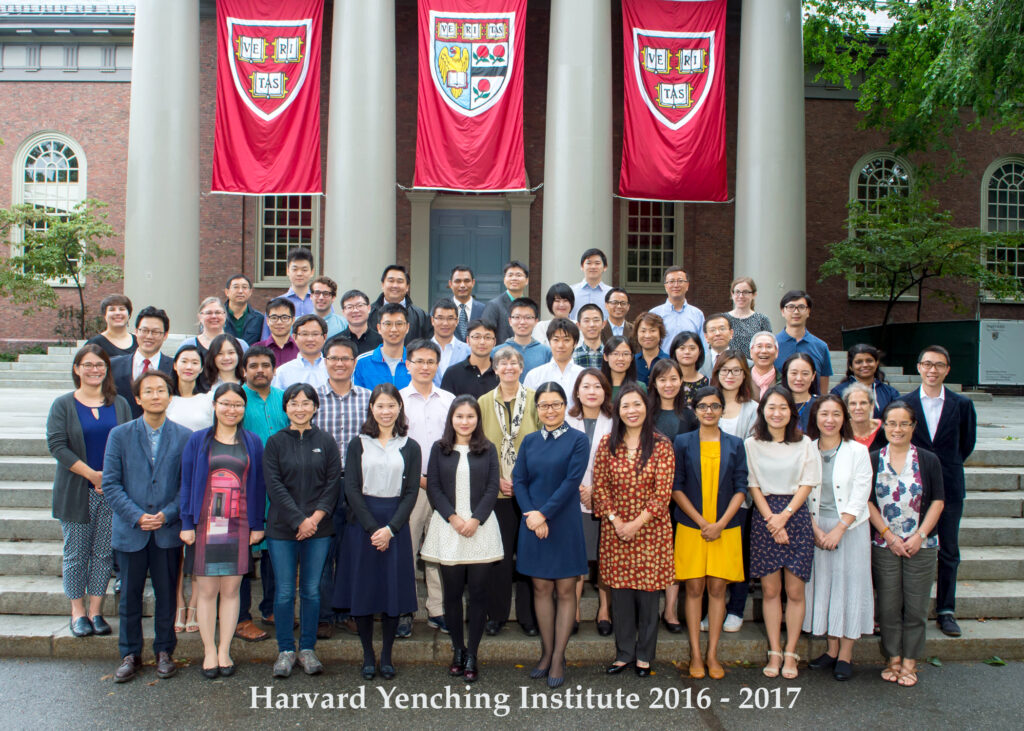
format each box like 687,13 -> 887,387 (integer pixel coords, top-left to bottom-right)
430,10 -> 515,116
632,28 -> 716,130
227,17 -> 312,122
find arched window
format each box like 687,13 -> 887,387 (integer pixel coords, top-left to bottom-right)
847,152 -> 913,298
982,156 -> 1024,290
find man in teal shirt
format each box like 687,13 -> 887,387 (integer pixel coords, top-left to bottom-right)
236,344 -> 290,641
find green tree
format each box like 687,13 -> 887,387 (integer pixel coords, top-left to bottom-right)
818,192 -> 1024,332
803,0 -> 1024,161
0,199 -> 122,340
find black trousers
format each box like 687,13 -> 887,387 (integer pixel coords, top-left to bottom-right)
935,499 -> 963,616
488,498 -> 535,627
611,587 -> 660,664
116,535 -> 180,659
440,563 -> 492,655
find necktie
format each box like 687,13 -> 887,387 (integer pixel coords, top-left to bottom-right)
142,358 -> 151,373
457,303 -> 469,340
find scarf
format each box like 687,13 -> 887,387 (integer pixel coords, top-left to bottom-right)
751,366 -> 776,398
493,384 -> 527,479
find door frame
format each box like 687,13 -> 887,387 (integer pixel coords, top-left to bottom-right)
405,189 -> 535,306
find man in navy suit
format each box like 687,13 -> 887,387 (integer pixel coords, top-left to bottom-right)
102,369 -> 192,682
110,306 -> 173,418
447,265 -> 486,341
900,344 -> 977,637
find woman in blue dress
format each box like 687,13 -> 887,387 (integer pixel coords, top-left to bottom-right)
512,382 -> 590,688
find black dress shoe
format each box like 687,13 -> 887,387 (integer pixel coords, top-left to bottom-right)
572,621 -> 579,635
449,649 -> 466,676
361,664 -> 376,680
156,651 -> 177,678
380,664 -> 396,680
606,661 -> 633,675
464,653 -> 479,683
808,652 -> 837,670
70,616 -> 94,637
635,664 -> 652,677
114,654 -> 141,683
219,664 -> 236,677
937,615 -> 962,637
833,660 -> 853,681
112,579 -> 121,594
485,620 -> 503,636
520,624 -> 539,637
661,616 -> 683,634
596,620 -> 613,636
89,615 -> 112,635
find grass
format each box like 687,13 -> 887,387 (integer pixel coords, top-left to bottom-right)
0,345 -> 47,362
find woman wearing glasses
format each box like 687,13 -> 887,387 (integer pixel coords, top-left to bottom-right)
179,297 -> 250,361
724,278 -> 771,357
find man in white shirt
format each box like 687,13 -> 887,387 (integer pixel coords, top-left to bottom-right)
524,319 -> 584,408
601,288 -> 633,341
699,313 -> 749,379
430,298 -> 470,386
271,314 -> 328,390
111,306 -> 173,419
570,248 -> 612,319
651,265 -> 706,353
447,266 -> 485,341
397,339 -> 455,638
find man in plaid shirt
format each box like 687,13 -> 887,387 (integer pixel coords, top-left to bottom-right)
573,303 -> 606,369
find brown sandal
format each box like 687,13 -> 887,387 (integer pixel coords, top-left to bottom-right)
897,668 -> 919,687
881,660 -> 901,683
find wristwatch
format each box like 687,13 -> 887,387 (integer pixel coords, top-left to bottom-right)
608,513 -> 617,523
918,530 -> 928,541
784,506 -> 794,514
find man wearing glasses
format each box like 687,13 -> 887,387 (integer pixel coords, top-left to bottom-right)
223,274 -> 266,345
430,298 -> 471,386
773,290 -> 832,394
601,288 -> 633,342
491,298 -> 551,382
353,302 -> 412,390
257,297 -> 300,367
272,314 -> 329,390
651,266 -> 706,353
441,319 -> 499,398
447,266 -> 486,342
900,345 -> 977,638
699,314 -> 750,380
338,290 -> 383,356
111,306 -> 173,418
310,276 -> 348,338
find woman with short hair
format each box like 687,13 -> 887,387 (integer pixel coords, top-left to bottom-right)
86,294 -> 137,358
748,332 -> 780,399
724,278 -> 771,357
533,283 -> 576,347
633,312 -> 668,386
601,336 -> 644,401
843,382 -> 886,451
179,297 -> 249,361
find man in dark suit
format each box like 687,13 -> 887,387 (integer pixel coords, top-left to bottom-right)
366,264 -> 433,342
481,260 -> 529,344
111,306 -> 173,418
102,369 -> 192,682
600,287 -> 633,343
447,265 -> 486,341
900,344 -> 977,637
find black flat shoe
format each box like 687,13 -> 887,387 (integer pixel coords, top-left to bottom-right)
529,664 -> 549,679
547,673 -> 565,689
201,665 -> 219,679
635,664 -> 652,678
70,616 -> 94,637
218,664 -> 236,677
661,615 -> 683,634
606,661 -> 633,675
596,620 -> 613,636
361,664 -> 376,680
485,620 -> 503,636
449,649 -> 466,677
89,615 -> 112,635
521,624 -> 539,637
937,615 -> 962,637
833,660 -> 853,681
808,652 -> 837,670
380,664 -> 396,680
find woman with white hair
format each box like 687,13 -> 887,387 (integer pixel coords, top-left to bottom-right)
842,382 -> 886,451
748,331 -> 779,400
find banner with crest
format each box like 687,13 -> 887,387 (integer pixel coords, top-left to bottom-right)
212,0 -> 323,194
619,0 -> 727,201
414,0 -> 527,192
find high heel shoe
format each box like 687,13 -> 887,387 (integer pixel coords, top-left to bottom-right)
448,649 -> 466,677
763,650 -> 783,678
184,606 -> 199,633
464,654 -> 479,682
174,607 -> 187,633
661,615 -> 683,634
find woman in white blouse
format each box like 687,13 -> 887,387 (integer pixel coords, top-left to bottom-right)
803,395 -> 874,681
745,385 -> 821,680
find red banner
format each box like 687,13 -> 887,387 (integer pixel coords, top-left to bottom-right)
212,0 -> 323,194
414,0 -> 527,192
619,0 -> 727,201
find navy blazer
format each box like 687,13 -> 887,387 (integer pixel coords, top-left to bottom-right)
899,388 -> 976,502
102,416 -> 192,552
671,430 -> 749,529
110,353 -> 173,418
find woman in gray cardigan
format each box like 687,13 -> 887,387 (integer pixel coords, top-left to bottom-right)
46,345 -> 132,637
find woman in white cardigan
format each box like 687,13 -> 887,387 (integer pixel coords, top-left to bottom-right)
565,368 -> 615,635
802,395 -> 874,681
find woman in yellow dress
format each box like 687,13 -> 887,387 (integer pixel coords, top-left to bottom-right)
672,386 -> 749,679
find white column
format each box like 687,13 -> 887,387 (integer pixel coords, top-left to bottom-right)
323,0 -> 396,291
733,0 -> 806,333
540,0 -> 613,293
123,0 -> 199,334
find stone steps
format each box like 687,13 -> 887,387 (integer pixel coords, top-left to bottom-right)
0,482 -> 51,509
964,491 -> 1024,518
0,458 -> 55,483
960,547 -> 1024,581
0,509 -> 62,541
0,541 -> 62,576
960,518 -> 1024,547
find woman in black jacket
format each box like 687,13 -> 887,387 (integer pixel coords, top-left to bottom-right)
263,383 -> 341,679
422,396 -> 503,682
333,383 -> 421,681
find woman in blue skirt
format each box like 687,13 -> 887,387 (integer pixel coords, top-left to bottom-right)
333,383 -> 420,681
512,382 -> 590,688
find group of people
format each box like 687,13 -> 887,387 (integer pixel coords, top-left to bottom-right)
46,246 -> 977,689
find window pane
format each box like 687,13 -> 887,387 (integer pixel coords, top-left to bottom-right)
984,160 -> 1024,287
258,195 -> 319,280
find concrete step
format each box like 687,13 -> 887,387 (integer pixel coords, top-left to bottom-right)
0,482 -> 52,509
0,380 -> 72,390
0,457 -> 55,483
6,362 -> 75,373
16,354 -> 80,364
932,580 -> 1024,619
0,509 -> 61,541
969,447 -> 1024,468
0,541 -> 62,576
960,517 -> 1024,546
0,438 -> 50,458
0,575 -> 136,616
964,491 -> 1024,518
960,547 -> 1024,581
0,370 -> 76,381
965,467 -> 1022,492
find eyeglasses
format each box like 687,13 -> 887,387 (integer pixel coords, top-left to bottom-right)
199,310 -> 225,317
215,401 -> 246,411
295,330 -> 324,338
267,314 -> 293,323
665,278 -> 688,286
311,290 -> 334,298
536,401 -> 565,411
468,334 -> 495,342
607,300 -> 629,307
732,290 -> 754,296
342,302 -> 368,311
918,361 -> 948,371
695,403 -> 723,412
409,359 -> 438,367
380,321 -> 407,329
78,362 -> 107,371
510,315 -> 536,322
324,355 -> 355,364
783,304 -> 808,313
706,326 -> 730,335
884,421 -> 914,429
137,328 -> 165,337
718,367 -> 743,377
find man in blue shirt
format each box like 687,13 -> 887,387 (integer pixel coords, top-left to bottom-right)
353,302 -> 412,390
491,297 -> 551,381
310,276 -> 347,338
430,298 -> 470,386
570,247 -> 612,319
261,247 -> 316,339
651,266 -> 706,353
272,314 -> 329,391
774,290 -> 832,394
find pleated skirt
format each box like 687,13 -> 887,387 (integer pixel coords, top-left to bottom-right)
802,516 -> 874,639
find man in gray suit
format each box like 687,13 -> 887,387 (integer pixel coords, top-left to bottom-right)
447,265 -> 486,342
102,369 -> 191,683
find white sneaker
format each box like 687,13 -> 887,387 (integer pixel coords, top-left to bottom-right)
699,615 -> 708,632
723,614 -> 744,633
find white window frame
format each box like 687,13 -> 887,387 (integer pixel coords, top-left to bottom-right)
847,151 -> 916,300
254,194 -> 321,287
10,130 -> 87,287
618,199 -> 684,294
980,155 -> 1024,303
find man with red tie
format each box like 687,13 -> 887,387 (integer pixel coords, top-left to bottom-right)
111,306 -> 174,418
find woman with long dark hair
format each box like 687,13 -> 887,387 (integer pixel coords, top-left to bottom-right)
333,383 -> 420,681
179,382 -> 266,678
166,345 -> 212,432
421,396 -> 503,682
601,336 -> 643,400
513,382 -> 590,688
592,385 -> 675,677
202,333 -> 245,391
830,344 -> 901,418
47,344 -> 132,637
669,331 -> 709,406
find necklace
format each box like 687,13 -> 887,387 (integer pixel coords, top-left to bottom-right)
821,443 -> 840,463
